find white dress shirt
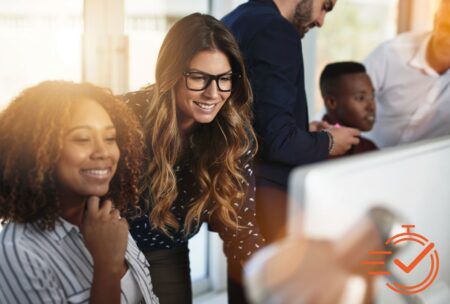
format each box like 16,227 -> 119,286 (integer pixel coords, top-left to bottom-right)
363,32 -> 450,148
0,218 -> 159,304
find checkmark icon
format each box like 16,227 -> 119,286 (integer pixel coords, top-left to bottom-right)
394,243 -> 435,274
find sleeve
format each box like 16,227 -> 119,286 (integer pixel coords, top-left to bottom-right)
0,242 -> 66,303
247,18 -> 329,166
208,148 -> 265,277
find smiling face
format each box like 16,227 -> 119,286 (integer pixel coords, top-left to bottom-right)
330,73 -> 376,132
55,98 -> 120,200
292,0 -> 336,37
175,49 -> 232,132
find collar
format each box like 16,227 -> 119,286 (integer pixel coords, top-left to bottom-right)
409,33 -> 440,77
48,217 -> 80,242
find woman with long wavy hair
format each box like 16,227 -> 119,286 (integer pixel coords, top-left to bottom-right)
123,13 -> 264,304
0,81 -> 158,304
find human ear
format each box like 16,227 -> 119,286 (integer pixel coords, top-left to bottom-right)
324,95 -> 337,111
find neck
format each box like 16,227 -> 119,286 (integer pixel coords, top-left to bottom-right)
59,195 -> 86,227
179,123 -> 195,139
177,114 -> 197,141
323,113 -> 340,125
426,38 -> 450,75
273,0 -> 296,21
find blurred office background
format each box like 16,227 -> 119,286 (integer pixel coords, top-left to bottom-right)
0,0 -> 442,302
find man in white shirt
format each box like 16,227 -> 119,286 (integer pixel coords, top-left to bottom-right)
364,0 -> 450,148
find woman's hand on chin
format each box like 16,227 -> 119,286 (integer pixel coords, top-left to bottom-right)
80,196 -> 128,277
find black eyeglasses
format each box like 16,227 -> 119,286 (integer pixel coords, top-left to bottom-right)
182,71 -> 240,92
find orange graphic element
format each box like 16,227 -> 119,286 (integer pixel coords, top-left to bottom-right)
393,243 -> 434,274
360,225 -> 440,295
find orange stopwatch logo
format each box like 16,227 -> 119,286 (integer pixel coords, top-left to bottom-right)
361,225 -> 440,295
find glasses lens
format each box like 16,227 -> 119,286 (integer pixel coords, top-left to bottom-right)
217,75 -> 233,92
185,72 -> 235,92
186,73 -> 208,91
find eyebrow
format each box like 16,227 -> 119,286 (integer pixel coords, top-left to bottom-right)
187,69 -> 233,75
66,125 -> 116,134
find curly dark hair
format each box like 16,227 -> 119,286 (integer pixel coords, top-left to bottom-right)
0,81 -> 145,230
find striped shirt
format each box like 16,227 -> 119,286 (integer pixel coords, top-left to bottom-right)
0,219 -> 159,304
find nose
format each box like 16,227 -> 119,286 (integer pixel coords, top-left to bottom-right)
367,98 -> 376,112
316,11 -> 327,27
91,137 -> 109,159
203,79 -> 219,99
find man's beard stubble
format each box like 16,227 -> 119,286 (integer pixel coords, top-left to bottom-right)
292,0 -> 314,38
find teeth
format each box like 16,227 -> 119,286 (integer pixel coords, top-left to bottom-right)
82,169 -> 109,176
194,101 -> 215,110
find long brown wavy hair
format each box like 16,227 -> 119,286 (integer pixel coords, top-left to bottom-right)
142,13 -> 257,235
0,81 -> 145,230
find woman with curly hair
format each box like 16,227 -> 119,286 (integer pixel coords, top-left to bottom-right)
123,13 -> 265,303
0,81 -> 159,304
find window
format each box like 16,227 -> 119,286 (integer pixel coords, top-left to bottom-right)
0,0 -> 83,109
125,0 -> 209,91
310,0 -> 399,115
0,0 -> 222,297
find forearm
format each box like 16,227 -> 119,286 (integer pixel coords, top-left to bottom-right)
90,264 -> 123,304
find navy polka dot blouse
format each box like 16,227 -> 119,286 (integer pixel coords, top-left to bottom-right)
122,89 -> 265,265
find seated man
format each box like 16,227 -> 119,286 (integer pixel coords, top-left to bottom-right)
320,61 -> 378,157
363,0 -> 450,148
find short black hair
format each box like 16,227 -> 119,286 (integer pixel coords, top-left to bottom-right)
320,61 -> 367,98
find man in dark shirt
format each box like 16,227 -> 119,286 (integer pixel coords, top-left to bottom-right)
320,61 -> 378,157
223,0 -> 360,243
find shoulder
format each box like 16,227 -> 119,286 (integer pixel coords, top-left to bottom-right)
223,2 -> 298,52
388,31 -> 429,49
359,137 -> 379,152
223,1 -> 281,26
0,223 -> 46,274
120,87 -> 154,123
366,31 -> 429,62
0,222 -> 27,252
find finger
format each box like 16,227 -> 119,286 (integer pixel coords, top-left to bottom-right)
351,137 -> 361,145
85,196 -> 100,215
119,218 -> 129,230
349,128 -> 361,136
99,199 -> 113,215
110,209 -> 121,220
322,121 -> 331,129
309,121 -> 319,132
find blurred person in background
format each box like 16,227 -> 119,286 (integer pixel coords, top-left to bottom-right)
364,0 -> 450,148
320,61 -> 378,157
223,0 -> 361,245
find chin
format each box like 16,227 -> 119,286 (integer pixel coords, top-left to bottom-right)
360,124 -> 374,132
82,186 -> 110,198
194,115 -> 217,124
